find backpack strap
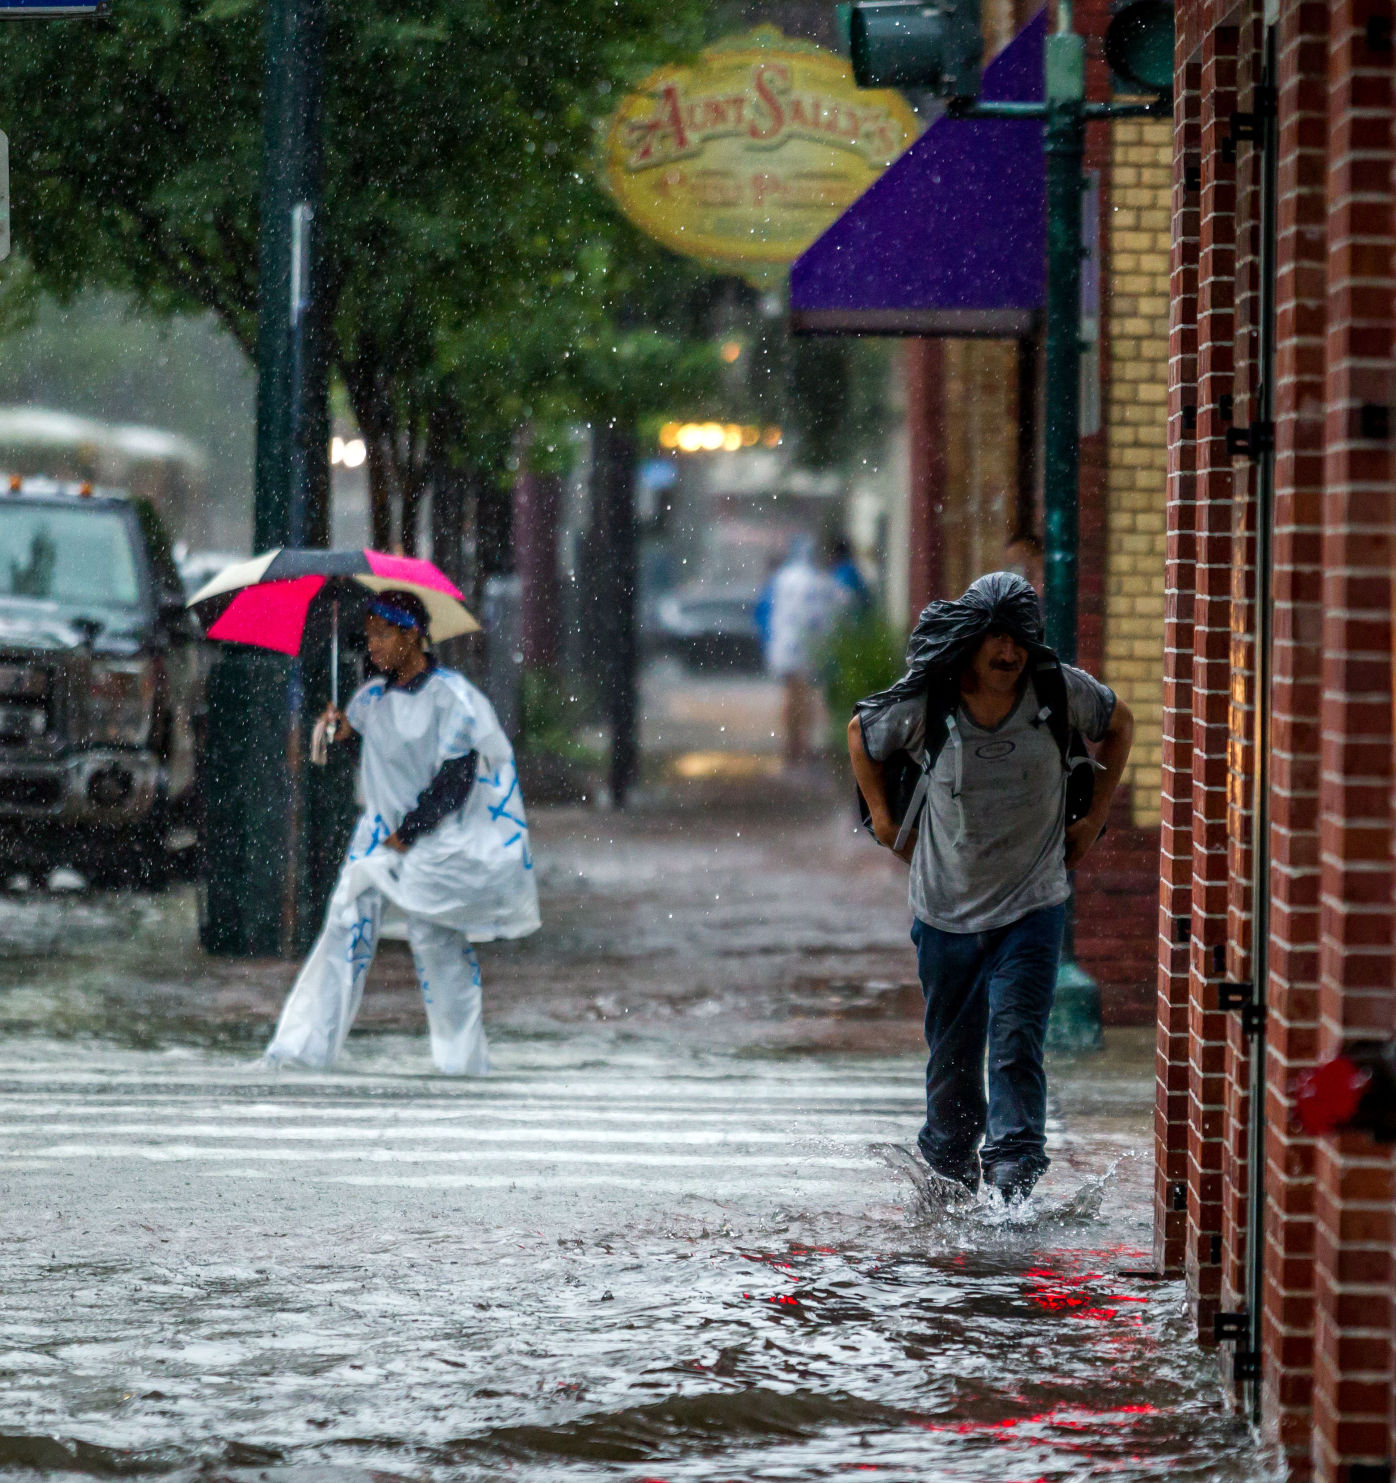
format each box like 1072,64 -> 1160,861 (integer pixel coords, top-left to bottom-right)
944,711 -> 967,845
890,679 -> 955,851
1028,659 -> 1072,768
1030,658 -> 1103,826
893,765 -> 933,854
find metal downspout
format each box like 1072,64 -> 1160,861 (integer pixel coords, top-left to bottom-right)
1243,23 -> 1279,1426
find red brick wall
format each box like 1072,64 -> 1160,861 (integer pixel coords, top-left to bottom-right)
1220,0 -> 1266,1353
1160,0 -> 1396,1477
1075,800 -> 1161,1022
905,339 -> 946,623
1155,50 -> 1203,1280
1311,0 -> 1396,1470
1261,1 -> 1329,1471
1183,17 -> 1242,1346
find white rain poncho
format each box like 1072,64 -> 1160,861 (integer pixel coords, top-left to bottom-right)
764,550 -> 852,680
265,664 -> 540,1074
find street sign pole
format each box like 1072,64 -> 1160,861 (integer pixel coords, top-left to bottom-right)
203,0 -> 333,957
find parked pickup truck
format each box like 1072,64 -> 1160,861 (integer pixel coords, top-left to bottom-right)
0,479 -> 205,886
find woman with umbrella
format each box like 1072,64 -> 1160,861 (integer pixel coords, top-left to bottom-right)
190,551 -> 540,1074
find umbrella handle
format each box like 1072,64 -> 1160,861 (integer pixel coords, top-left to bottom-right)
331,598 -> 339,712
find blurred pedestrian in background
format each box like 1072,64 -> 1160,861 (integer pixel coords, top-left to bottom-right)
265,590 -> 540,1075
829,536 -> 872,614
763,535 -> 852,769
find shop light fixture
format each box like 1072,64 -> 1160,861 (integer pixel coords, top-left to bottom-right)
657,422 -> 781,454
330,436 -> 367,468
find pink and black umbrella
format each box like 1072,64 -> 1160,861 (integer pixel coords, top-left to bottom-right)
187,547 -> 480,706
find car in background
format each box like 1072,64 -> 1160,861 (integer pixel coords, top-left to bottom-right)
0,479 -> 205,887
648,518 -> 798,672
652,585 -> 764,671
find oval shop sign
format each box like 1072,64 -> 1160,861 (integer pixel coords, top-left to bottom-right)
600,28 -> 919,286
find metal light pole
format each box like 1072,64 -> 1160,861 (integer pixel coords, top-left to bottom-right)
202,0 -> 335,957
1040,4 -> 1102,1051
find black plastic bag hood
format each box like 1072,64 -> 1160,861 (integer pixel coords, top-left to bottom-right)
859,571 -> 1051,715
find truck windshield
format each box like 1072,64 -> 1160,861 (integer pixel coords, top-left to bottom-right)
0,506 -> 142,611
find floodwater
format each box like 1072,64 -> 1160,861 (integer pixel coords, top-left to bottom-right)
0,751 -> 1279,1482
0,1029 -> 1278,1483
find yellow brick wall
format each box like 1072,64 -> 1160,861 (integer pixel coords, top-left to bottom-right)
1105,119 -> 1172,828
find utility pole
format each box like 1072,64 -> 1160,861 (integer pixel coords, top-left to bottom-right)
202,0 -> 332,957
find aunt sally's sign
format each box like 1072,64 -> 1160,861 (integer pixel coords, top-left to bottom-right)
601,29 -> 919,285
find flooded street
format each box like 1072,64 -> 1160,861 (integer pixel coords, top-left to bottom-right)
0,737 -> 1278,1482
0,1033 -> 1274,1482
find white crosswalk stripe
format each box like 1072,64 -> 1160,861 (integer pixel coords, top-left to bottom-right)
0,1053 -> 924,1198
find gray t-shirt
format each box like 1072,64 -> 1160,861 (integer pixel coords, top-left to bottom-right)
865,666 -> 1116,933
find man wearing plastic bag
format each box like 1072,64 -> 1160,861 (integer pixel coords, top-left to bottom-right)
265,590 -> 540,1074
847,573 -> 1133,1202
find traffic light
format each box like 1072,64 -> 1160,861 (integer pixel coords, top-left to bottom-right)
1103,0 -> 1174,95
846,1 -> 982,101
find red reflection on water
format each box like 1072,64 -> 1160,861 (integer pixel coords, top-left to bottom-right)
1023,1256 -> 1149,1328
916,1403 -> 1159,1437
739,1252 -> 795,1270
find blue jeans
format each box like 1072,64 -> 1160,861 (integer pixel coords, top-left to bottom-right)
909,902 -> 1065,1188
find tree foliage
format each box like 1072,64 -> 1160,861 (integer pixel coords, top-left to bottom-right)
0,0 -> 716,550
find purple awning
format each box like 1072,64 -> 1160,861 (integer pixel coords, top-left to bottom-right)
789,12 -> 1046,337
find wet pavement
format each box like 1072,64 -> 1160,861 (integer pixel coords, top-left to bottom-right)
0,758 -> 1280,1482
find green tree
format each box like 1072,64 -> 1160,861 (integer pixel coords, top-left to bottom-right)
0,0 -> 711,551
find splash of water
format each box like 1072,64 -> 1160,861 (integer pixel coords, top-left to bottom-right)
870,1142 -> 1143,1230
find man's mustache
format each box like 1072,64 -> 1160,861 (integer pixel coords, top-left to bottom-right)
990,658 -> 1023,671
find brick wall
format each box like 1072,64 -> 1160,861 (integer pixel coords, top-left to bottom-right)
1261,0 -> 1328,1468
1154,49 -> 1202,1282
1311,0 -> 1396,1470
1105,119 -> 1173,830
1183,17 -> 1241,1346
1220,0 -> 1266,1387
1159,0 -> 1396,1477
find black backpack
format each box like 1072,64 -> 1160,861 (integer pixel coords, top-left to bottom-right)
855,658 -> 1099,848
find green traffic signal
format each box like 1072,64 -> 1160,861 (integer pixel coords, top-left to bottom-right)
1103,0 -> 1174,94
847,1 -> 982,100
